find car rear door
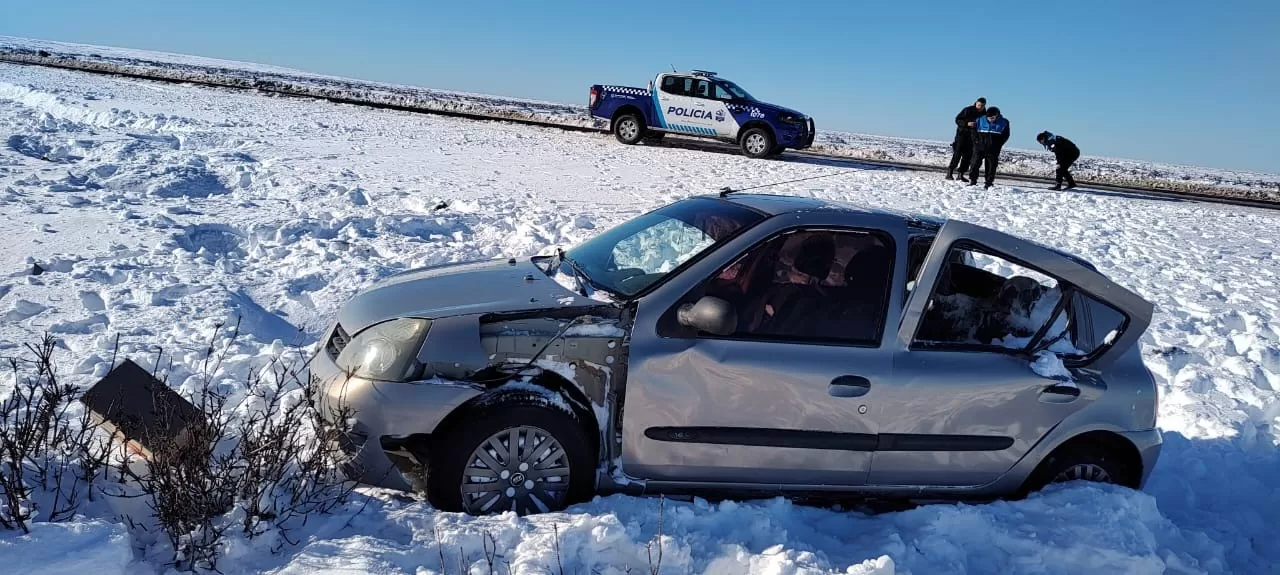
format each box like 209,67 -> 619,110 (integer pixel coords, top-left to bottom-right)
868,220 -> 1153,487
621,223 -> 906,488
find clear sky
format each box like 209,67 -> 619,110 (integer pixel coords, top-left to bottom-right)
4,0 -> 1277,173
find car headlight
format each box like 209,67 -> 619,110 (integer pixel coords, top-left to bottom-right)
779,113 -> 804,124
335,318 -> 431,381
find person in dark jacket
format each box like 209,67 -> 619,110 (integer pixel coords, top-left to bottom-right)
1036,131 -> 1080,190
968,107 -> 1010,189
946,97 -> 986,181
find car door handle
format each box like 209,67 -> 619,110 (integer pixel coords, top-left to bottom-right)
828,375 -> 871,398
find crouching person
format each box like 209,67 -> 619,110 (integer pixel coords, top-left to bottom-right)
1036,131 -> 1080,190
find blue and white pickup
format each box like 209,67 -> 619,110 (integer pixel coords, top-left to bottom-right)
588,70 -> 815,158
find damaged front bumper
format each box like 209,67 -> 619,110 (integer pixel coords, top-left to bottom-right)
310,326 -> 482,491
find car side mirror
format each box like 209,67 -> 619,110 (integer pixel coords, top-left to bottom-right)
677,296 -> 737,336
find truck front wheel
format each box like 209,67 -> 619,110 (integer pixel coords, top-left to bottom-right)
613,113 -> 645,145
740,127 -> 775,159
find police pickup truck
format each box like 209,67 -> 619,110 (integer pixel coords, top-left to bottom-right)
588,70 -> 815,158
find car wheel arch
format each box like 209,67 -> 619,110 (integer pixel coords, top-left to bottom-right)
737,120 -> 775,143
1023,429 -> 1143,491
611,106 -> 645,128
432,373 -> 602,461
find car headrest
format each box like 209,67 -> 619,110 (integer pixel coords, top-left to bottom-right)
793,234 -> 836,281
845,245 -> 892,285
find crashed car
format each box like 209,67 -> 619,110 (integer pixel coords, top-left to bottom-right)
311,192 -> 1160,515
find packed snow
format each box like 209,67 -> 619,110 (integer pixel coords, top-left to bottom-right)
1,55 -> 1279,575
2,35 -> 1277,204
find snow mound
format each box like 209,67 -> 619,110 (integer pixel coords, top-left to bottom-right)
0,519 -> 135,575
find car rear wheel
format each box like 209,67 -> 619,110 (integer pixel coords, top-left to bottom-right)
740,127 -> 774,159
427,398 -> 593,515
613,113 -> 645,145
1023,449 -> 1132,495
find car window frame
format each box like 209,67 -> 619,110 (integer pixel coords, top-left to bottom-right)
661,225 -> 899,348
907,238 -> 1133,365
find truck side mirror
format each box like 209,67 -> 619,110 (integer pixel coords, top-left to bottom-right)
677,296 -> 738,336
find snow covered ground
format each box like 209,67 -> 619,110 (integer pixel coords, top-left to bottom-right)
3,35 -> 1278,204
1,58 -> 1279,575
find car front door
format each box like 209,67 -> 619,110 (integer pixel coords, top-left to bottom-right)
656,76 -> 714,136
868,220 -> 1153,487
621,224 -> 904,487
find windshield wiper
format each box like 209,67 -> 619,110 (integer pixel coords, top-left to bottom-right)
555,248 -> 594,296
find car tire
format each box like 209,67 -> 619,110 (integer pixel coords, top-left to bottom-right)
1022,448 -> 1134,495
740,127 -> 775,159
613,113 -> 645,145
426,393 -> 594,515
767,144 -> 785,157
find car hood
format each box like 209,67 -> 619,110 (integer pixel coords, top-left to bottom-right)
336,258 -> 598,333
753,101 -> 806,118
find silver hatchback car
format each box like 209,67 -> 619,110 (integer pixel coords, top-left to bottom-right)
311,193 -> 1160,515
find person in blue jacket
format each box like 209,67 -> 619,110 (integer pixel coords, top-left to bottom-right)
968,107 -> 1010,189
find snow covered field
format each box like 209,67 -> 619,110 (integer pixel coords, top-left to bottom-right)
3,35 -> 1278,204
1,58 -> 1279,575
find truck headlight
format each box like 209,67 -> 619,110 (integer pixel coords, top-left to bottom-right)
779,113 -> 804,124
335,318 -> 431,381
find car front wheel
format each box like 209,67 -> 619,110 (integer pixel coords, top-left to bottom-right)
740,127 -> 775,159
427,397 -> 593,515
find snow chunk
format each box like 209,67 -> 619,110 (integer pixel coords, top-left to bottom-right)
1031,351 -> 1075,385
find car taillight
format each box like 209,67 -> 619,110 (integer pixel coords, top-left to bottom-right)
589,87 -> 598,108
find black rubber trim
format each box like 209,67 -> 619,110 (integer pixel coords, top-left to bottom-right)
645,426 -> 1013,452
876,433 -> 1014,452
644,426 -> 877,451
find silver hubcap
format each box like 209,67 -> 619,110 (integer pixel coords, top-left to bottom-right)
745,133 -> 767,154
618,119 -> 639,140
1053,463 -> 1112,483
461,426 -> 571,515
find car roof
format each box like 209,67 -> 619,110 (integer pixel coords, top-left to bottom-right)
711,192 -> 1096,269
713,193 -> 945,230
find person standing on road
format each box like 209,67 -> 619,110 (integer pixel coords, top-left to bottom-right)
1036,131 -> 1080,190
968,107 -> 1010,189
946,97 -> 986,181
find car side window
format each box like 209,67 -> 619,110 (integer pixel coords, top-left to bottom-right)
660,76 -> 688,96
700,229 -> 895,345
692,79 -> 712,99
712,83 -> 735,101
912,244 -> 1063,350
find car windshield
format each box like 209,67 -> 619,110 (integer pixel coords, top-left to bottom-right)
563,198 -> 765,297
717,80 -> 753,101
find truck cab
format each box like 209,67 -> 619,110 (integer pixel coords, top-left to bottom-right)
589,70 -> 815,158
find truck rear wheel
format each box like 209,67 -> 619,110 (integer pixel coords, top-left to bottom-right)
613,113 -> 645,145
740,127 -> 775,159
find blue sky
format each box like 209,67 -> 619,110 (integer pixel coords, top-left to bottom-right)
4,0 -> 1277,173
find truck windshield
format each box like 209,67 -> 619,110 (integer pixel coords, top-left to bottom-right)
563,198 -> 765,297
716,80 -> 754,101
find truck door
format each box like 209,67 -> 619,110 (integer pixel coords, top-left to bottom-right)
655,75 -> 715,136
